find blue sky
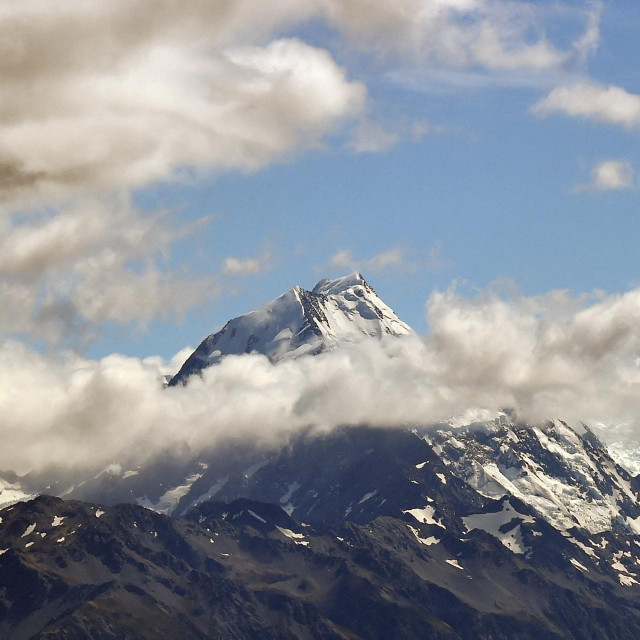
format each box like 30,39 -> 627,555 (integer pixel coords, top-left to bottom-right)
1,0 -> 639,362
126,0 -> 640,360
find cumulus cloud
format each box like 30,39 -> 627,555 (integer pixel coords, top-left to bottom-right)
0,0 -> 600,209
0,2 -> 373,345
576,160 -> 635,192
7,282 -> 640,476
532,83 -> 640,128
0,1 -> 366,205
0,0 -> 605,350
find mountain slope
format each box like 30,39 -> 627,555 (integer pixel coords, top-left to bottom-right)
4,489 -> 640,639
169,272 -> 411,386
426,413 -> 640,534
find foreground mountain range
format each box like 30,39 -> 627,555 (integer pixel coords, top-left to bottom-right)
2,274 -> 640,638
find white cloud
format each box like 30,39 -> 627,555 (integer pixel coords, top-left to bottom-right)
576,160 -> 635,192
0,2 -> 373,346
324,0 -> 600,72
223,252 -> 272,276
7,281 -> 640,477
329,247 -> 411,273
348,119 -> 400,153
533,83 -> 640,128
0,2 -> 366,205
0,197 -> 215,345
426,241 -> 451,270
0,0 -> 595,208
330,243 -> 449,273
348,116 -> 431,153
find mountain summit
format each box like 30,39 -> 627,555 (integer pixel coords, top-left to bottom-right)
169,272 -> 411,385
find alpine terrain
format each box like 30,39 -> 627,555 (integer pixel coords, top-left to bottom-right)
2,274 -> 640,639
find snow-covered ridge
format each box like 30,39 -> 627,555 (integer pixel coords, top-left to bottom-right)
170,272 -> 411,385
426,413 -> 640,534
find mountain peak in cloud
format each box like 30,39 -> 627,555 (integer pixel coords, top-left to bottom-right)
169,273 -> 411,386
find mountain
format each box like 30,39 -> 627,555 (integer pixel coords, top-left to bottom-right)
4,273 -> 640,637
426,413 -> 640,534
169,272 -> 411,386
4,437 -> 640,639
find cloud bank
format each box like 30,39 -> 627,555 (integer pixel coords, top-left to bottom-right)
5,283 -> 640,476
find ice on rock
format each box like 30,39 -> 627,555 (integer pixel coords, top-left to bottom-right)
247,510 -> 266,523
357,490 -> 377,504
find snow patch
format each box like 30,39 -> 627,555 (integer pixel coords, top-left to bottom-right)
280,481 -> 301,504
248,510 -> 266,524
620,574 -> 639,587
407,525 -> 439,546
358,490 -> 377,505
243,459 -> 269,477
191,475 -> 229,507
402,504 -> 445,529
570,558 -> 589,572
445,558 -> 463,570
463,501 -> 534,555
140,471 -> 203,514
276,525 -> 308,545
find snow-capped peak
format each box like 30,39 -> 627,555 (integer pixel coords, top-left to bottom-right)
312,271 -> 366,296
170,274 -> 412,385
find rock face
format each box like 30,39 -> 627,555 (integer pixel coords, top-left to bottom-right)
4,433 -> 640,640
169,272 -> 411,386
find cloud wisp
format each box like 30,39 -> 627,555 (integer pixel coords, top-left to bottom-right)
5,283 -> 640,477
575,159 -> 635,192
533,82 -> 640,129
0,196 -> 216,346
